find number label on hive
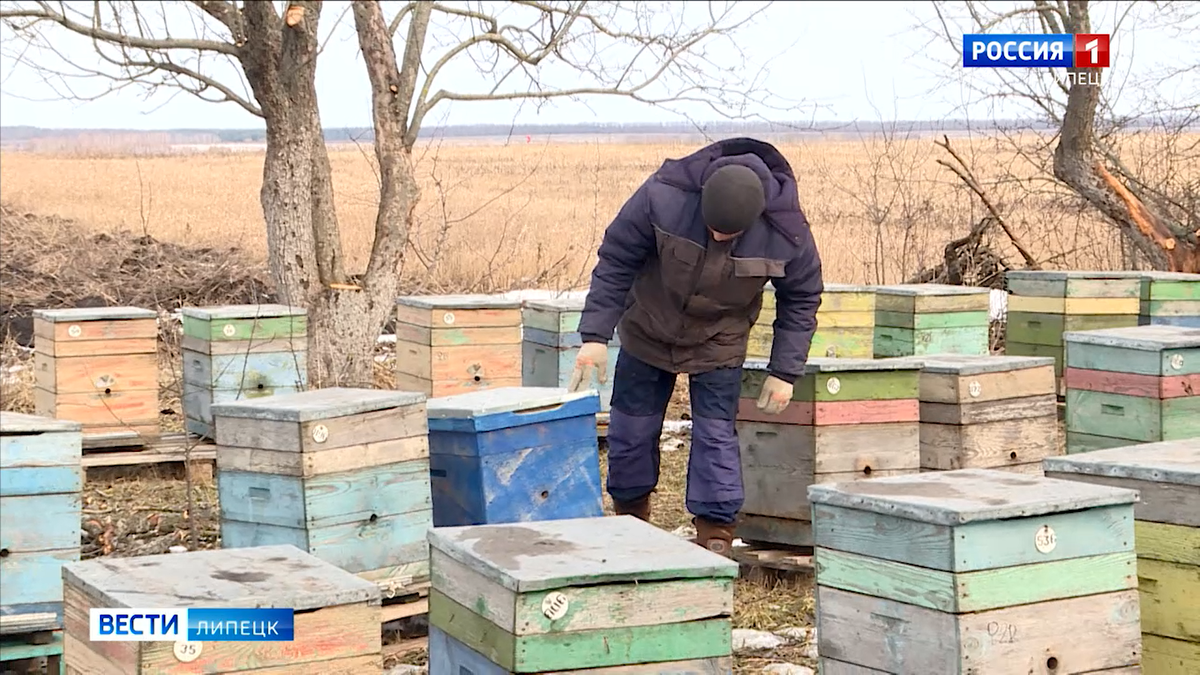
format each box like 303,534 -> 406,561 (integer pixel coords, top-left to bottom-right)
222,324 -> 237,337
541,591 -> 570,620
1034,524 -> 1057,553
173,640 -> 202,662
968,380 -> 982,398
310,424 -> 329,444
1170,354 -> 1184,370
442,312 -> 456,325
826,377 -> 841,395
67,324 -> 82,338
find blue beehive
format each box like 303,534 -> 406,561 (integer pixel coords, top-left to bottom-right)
427,387 -> 604,527
521,298 -> 620,412
0,412 -> 82,633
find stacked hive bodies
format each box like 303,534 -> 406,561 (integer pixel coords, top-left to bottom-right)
62,545 -> 382,673
395,295 -> 523,397
810,469 -> 1143,674
1005,271 -> 1142,389
1135,271 -> 1200,328
32,307 -> 159,440
180,304 -> 307,439
520,297 -> 619,412
0,413 -> 81,640
736,357 -> 922,547
427,387 -> 603,527
1044,439 -> 1200,674
872,284 -> 991,357
214,388 -> 433,593
748,282 -> 876,359
427,516 -> 737,673
1064,325 -> 1200,454
909,354 -> 1060,475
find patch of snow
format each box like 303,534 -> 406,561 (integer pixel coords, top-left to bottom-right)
776,626 -> 813,642
732,629 -> 787,652
762,665 -> 816,675
662,420 -> 692,433
990,288 -> 1007,321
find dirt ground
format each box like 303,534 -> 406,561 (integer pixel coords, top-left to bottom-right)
0,205 -> 816,673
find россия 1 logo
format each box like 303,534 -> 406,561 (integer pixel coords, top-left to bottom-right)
962,33 -> 1110,68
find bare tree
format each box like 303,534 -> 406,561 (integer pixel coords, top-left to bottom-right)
1,0 -> 788,386
925,0 -> 1200,272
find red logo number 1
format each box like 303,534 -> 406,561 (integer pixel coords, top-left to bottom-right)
1074,34 -> 1110,68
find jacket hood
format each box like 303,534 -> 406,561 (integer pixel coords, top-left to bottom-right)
652,137 -> 801,215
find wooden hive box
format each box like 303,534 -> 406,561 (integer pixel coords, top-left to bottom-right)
427,515 -> 737,673
213,388 -> 433,595
905,354 -> 1060,475
1063,325 -> 1200,454
179,304 -> 307,439
520,297 -> 620,412
32,306 -> 159,440
1005,271 -> 1143,386
1043,439 -> 1200,675
427,387 -> 603,527
0,412 -> 82,635
62,544 -> 382,674
395,295 -> 523,397
1134,271 -> 1200,328
748,282 -> 877,359
735,357 -> 922,547
809,468 -> 1142,674
872,284 -> 991,358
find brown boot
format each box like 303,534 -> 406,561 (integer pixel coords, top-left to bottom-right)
612,494 -> 651,522
692,517 -> 735,557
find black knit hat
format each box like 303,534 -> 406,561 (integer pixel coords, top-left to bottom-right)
701,164 -> 766,235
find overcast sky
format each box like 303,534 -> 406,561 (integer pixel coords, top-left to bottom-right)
0,1 -> 1192,129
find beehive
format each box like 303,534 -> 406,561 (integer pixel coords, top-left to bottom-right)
736,357 -> 922,547
427,387 -> 603,527
748,282 -> 876,359
810,469 -> 1142,674
1043,438 -> 1200,675
32,307 -> 159,440
179,304 -> 307,438
0,412 -> 82,633
521,297 -> 620,412
213,388 -> 433,593
62,544 -> 382,673
1005,271 -> 1143,388
1063,325 -> 1200,454
907,354 -> 1060,475
395,295 -> 523,397
1134,271 -> 1200,328
426,516 -> 737,673
872,284 -> 991,357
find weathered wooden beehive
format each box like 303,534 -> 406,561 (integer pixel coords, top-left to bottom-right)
213,388 -> 433,593
736,357 -> 922,547
395,295 -> 523,397
427,387 -> 603,527
1134,271 -> 1200,328
748,282 -> 877,359
179,304 -> 307,438
1006,271 -> 1143,389
426,515 -> 737,673
0,412 -> 82,638
1064,325 -> 1200,454
809,469 -> 1142,674
907,354 -> 1060,475
521,297 -> 619,412
32,306 -> 159,440
1043,438 -> 1200,675
62,544 -> 382,673
872,284 -> 991,358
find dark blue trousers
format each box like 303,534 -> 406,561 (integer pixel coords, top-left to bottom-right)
605,348 -> 744,524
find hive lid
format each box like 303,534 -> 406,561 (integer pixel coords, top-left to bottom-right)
428,516 -> 739,592
806,468 -> 1138,526
0,411 -> 82,434
744,357 -> 923,374
211,387 -> 426,422
822,283 -> 876,293
873,284 -> 990,296
1133,271 -> 1200,282
32,306 -> 156,322
898,354 -> 1056,375
62,545 -> 379,610
395,294 -> 521,309
1062,325 -> 1200,350
180,305 -> 306,320
1043,439 -> 1200,487
426,387 -> 595,419
523,296 -> 587,312
1006,270 -> 1146,281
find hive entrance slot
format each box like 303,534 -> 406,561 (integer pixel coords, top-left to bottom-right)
104,388 -> 112,395
1046,656 -> 1059,670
